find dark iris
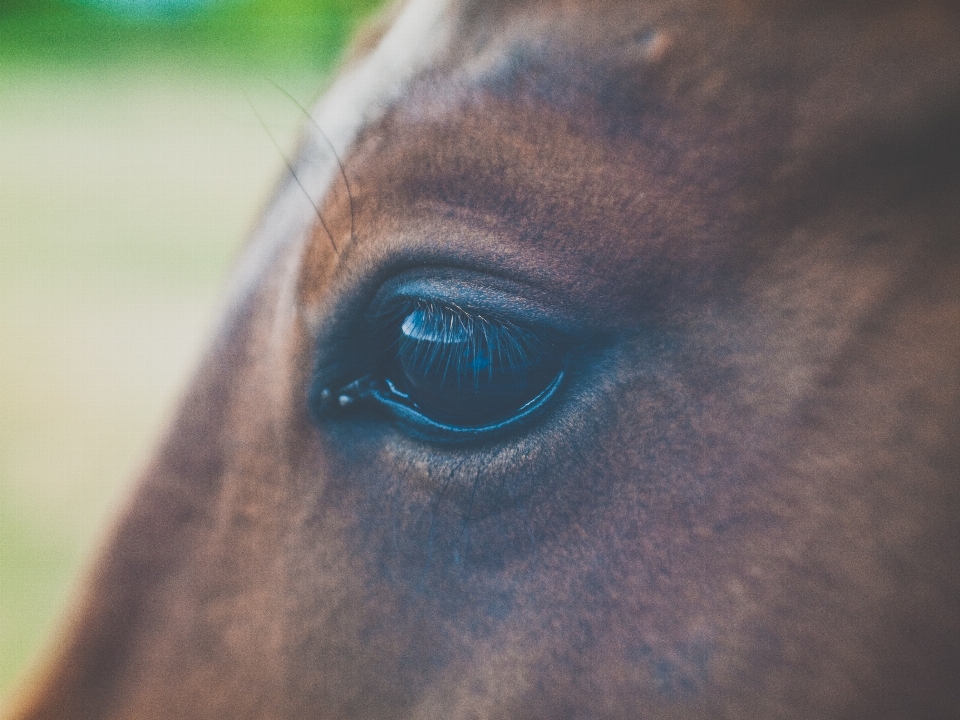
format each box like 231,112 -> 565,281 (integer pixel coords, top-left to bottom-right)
380,299 -> 562,427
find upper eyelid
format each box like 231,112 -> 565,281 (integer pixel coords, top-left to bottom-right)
387,299 -> 559,363
366,273 -> 588,341
375,296 -> 553,337
309,266 -> 611,390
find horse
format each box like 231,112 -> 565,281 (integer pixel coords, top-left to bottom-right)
6,0 -> 960,717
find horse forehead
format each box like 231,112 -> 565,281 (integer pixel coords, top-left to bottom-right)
327,0 -> 959,276
383,0 -> 960,117
328,5 -> 772,307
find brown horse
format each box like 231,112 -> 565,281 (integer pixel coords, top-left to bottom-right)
6,0 -> 960,717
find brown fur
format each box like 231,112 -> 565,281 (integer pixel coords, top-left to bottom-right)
6,1 -> 960,718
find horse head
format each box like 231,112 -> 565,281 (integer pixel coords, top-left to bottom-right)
8,0 -> 960,717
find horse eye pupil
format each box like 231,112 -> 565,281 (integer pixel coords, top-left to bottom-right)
385,301 -> 560,427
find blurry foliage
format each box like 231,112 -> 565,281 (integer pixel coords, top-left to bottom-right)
0,0 -> 385,70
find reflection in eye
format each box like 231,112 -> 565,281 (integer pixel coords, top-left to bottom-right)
379,299 -> 563,428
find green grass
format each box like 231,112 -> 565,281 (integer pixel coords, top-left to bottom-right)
0,0 -> 386,703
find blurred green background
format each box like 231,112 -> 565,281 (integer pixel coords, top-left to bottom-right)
0,0 -> 384,702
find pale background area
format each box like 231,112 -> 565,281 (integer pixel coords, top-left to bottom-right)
0,64 -> 323,699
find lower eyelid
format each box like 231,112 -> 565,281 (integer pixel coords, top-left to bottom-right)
370,367 -> 567,443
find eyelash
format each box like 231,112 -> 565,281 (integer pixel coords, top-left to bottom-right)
379,298 -> 551,390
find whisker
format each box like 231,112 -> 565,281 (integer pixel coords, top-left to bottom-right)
243,91 -> 339,256
266,79 -> 356,251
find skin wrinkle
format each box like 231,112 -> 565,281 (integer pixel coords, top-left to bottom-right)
6,0 -> 960,719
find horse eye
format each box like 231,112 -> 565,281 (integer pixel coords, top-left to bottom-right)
375,299 -> 564,430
